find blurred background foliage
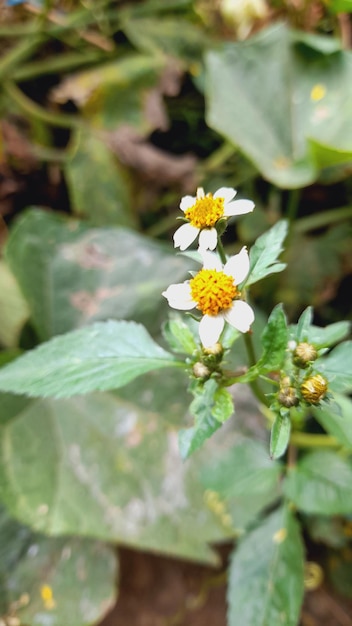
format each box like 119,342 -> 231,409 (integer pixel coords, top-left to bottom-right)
0,0 -> 352,625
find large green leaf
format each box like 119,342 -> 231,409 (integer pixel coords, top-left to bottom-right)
65,130 -> 134,227
0,320 -> 180,398
284,450 -> 352,515
313,394 -> 352,449
122,16 -> 207,60
317,341 -> 352,393
0,507 -> 117,626
205,24 -> 352,187
6,209 -> 191,339
0,261 -> 29,348
0,390 -> 281,564
227,506 -> 304,626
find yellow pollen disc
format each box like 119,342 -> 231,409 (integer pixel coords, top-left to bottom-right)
184,194 -> 224,229
190,269 -> 237,316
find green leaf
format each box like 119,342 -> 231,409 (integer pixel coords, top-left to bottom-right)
295,306 -> 313,342
200,438 -> 282,532
213,387 -> 234,423
53,55 -> 165,132
313,394 -> 352,449
122,16 -> 207,60
162,314 -> 198,355
317,341 -> 352,393
236,304 -> 288,382
205,24 -> 352,187
245,220 -> 288,287
0,261 -> 29,348
178,379 -> 222,460
0,507 -> 117,626
270,411 -> 291,459
0,391 -> 273,564
0,320 -> 179,398
6,208 -> 191,339
307,321 -> 351,348
65,130 -> 134,227
227,506 -> 305,626
284,450 -> 352,514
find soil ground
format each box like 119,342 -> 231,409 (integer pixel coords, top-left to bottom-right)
100,547 -> 352,626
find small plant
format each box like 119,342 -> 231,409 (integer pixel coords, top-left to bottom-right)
0,185 -> 351,625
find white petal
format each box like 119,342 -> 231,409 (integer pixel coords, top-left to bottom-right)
199,250 -> 222,271
173,223 -> 199,250
199,314 -> 225,347
198,228 -> 218,251
224,246 -> 250,284
214,187 -> 237,203
224,301 -> 255,333
224,199 -> 255,216
162,282 -> 196,310
180,195 -> 196,212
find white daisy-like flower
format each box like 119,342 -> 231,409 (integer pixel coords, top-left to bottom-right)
162,247 -> 254,348
173,187 -> 254,252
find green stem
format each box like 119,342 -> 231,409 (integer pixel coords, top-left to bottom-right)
243,333 -> 268,406
290,432 -> 339,448
286,189 -> 300,224
201,142 -> 237,174
3,81 -> 82,129
13,50 -> 105,82
294,205 -> 352,234
0,35 -> 43,79
216,238 -> 227,264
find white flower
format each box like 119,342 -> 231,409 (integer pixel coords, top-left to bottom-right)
162,247 -> 254,347
173,187 -> 254,252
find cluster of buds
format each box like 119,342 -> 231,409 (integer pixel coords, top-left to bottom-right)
192,342 -> 224,380
278,341 -> 328,409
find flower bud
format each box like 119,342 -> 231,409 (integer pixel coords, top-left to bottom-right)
301,374 -> 328,404
278,386 -> 299,408
203,342 -> 223,357
193,362 -> 211,379
293,342 -> 318,368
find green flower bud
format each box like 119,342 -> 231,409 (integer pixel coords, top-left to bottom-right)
293,342 -> 318,368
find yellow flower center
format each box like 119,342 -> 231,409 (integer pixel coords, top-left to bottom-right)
185,194 -> 224,229
190,269 -> 238,316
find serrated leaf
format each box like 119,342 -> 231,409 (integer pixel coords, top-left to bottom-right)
205,24 -> 352,187
245,221 -> 288,287
162,314 -> 198,355
0,391 -> 273,564
317,341 -> 352,393
227,506 -> 304,626
313,394 -> 352,450
0,321 -> 180,398
178,379 -> 222,460
6,208 -> 191,340
0,507 -> 117,626
270,412 -> 291,459
284,450 -> 352,514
